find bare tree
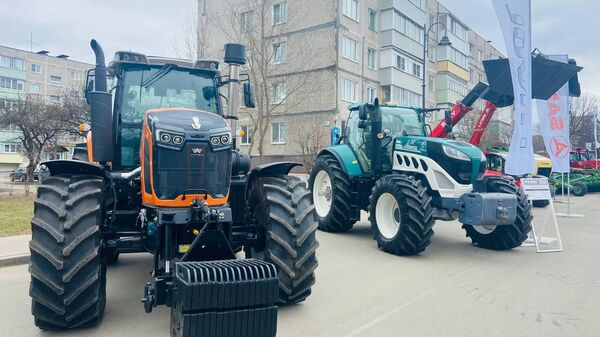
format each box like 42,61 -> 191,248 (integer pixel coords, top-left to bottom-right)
293,116 -> 329,171
0,92 -> 88,181
171,11 -> 205,60
209,0 -> 316,156
569,95 -> 599,149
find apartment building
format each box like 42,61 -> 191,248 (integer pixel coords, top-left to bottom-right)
201,0 -> 506,161
0,45 -> 91,171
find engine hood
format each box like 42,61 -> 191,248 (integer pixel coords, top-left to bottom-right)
145,108 -> 229,134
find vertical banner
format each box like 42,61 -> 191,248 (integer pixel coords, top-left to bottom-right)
536,55 -> 571,173
492,0 -> 534,175
595,107 -> 600,156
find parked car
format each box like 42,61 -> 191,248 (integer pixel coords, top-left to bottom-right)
9,167 -> 49,182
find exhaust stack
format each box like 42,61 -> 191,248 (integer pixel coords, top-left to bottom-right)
223,44 -> 247,144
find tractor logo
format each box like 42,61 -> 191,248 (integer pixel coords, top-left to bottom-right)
191,147 -> 204,154
191,117 -> 202,130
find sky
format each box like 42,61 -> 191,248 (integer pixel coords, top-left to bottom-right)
1,0 -> 598,98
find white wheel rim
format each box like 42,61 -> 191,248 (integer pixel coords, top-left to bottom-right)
473,225 -> 496,235
313,170 -> 333,218
376,193 -> 401,239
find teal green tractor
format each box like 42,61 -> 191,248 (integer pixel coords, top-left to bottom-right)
308,100 -> 533,255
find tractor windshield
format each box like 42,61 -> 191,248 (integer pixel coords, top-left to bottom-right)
117,66 -> 219,168
379,107 -> 424,137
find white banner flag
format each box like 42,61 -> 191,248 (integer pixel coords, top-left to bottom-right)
595,107 -> 600,151
536,55 -> 571,173
492,0 -> 534,175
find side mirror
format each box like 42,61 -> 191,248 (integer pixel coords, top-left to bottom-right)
358,105 -> 368,120
243,83 -> 256,108
444,109 -> 453,133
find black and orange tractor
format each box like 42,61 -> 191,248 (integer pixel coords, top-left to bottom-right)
28,40 -> 318,337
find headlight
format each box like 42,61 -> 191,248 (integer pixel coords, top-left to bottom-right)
172,135 -> 184,145
159,131 -> 171,143
210,132 -> 232,147
442,144 -> 470,161
157,130 -> 184,145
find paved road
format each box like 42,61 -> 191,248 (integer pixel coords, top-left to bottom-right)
2,194 -> 600,337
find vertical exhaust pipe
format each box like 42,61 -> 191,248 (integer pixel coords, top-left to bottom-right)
90,39 -> 107,93
223,44 -> 247,146
88,39 -> 114,162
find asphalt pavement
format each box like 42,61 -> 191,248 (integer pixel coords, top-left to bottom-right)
2,194 -> 600,337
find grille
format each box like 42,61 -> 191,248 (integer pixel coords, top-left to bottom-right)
153,142 -> 231,200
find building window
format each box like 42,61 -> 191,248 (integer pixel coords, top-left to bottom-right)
469,70 -> 475,83
31,63 -> 41,73
441,47 -> 468,68
368,9 -> 377,31
3,144 -> 22,153
367,87 -> 376,103
241,10 -> 254,33
50,75 -> 62,84
68,90 -> 80,99
447,76 -> 468,96
429,75 -> 435,92
272,82 -> 286,104
342,79 -> 357,102
29,84 -> 41,94
343,36 -> 358,62
450,17 -> 467,41
49,95 -> 61,103
0,55 -> 25,70
0,76 -> 24,91
394,13 -> 424,44
367,48 -> 376,69
477,49 -> 483,61
273,2 -> 287,25
409,0 -> 425,10
396,54 -> 406,71
273,41 -> 287,64
469,43 -> 475,56
70,71 -> 81,81
412,63 -> 422,77
240,125 -> 253,145
429,14 -> 435,26
343,0 -> 359,21
392,86 -> 421,106
428,45 -> 435,61
271,122 -> 286,144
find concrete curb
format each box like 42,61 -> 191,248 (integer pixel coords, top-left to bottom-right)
0,253 -> 30,268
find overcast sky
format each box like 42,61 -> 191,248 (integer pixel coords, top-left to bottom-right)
1,0 -> 598,98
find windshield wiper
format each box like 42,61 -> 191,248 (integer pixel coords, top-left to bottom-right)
142,64 -> 174,88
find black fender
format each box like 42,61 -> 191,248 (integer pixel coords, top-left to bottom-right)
42,159 -> 105,177
245,161 -> 302,199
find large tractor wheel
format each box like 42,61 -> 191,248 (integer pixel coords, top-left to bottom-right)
571,182 -> 587,197
463,176 -> 532,250
308,154 -> 356,233
250,175 -> 318,304
29,174 -> 107,330
369,174 -> 435,256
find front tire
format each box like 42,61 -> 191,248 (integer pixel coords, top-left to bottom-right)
308,154 -> 356,233
29,175 -> 107,330
463,176 -> 532,250
250,175 -> 319,304
369,175 -> 435,256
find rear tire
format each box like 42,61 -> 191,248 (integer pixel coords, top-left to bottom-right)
308,154 -> 356,233
571,182 -> 587,197
369,175 -> 435,256
29,175 -> 107,330
463,176 -> 532,250
250,175 -> 318,304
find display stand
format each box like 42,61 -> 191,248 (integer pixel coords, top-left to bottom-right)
556,173 -> 585,218
521,178 -> 563,253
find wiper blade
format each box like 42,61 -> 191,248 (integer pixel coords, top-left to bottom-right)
142,64 -> 174,88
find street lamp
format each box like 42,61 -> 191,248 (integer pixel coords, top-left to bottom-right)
422,22 -> 452,109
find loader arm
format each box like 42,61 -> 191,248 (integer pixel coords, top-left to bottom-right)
468,101 -> 498,146
430,82 -> 491,138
